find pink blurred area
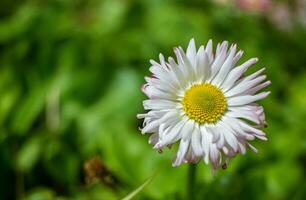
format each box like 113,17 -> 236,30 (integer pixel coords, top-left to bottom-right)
236,0 -> 271,13
213,0 -> 306,30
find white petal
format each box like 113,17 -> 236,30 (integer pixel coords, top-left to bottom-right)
222,146 -> 229,155
167,57 -> 187,88
141,120 -> 160,134
237,140 -> 247,154
247,143 -> 258,153
184,145 -> 199,163
160,118 -> 186,146
196,45 -> 211,82
145,76 -> 175,93
209,144 -> 221,169
200,126 -> 211,164
209,41 -> 228,81
148,133 -> 159,145
172,138 -> 190,166
143,99 -> 178,110
206,126 -> 220,143
244,68 -> 266,81
227,92 -> 270,106
232,50 -> 244,67
221,58 -> 258,91
149,57 -> 183,89
143,85 -> 177,100
149,65 -> 176,87
238,119 -> 267,139
219,121 -> 239,152
137,110 -> 164,120
181,119 -> 195,140
205,39 -> 214,64
186,38 -> 197,69
227,108 -> 260,124
149,59 -> 163,68
225,75 -> 267,97
159,53 -> 167,69
222,116 -> 255,140
174,47 -> 194,80
191,125 -> 203,156
161,119 -> 183,138
211,125 -> 225,149
212,44 -> 237,86
247,80 -> 271,95
158,110 -> 179,124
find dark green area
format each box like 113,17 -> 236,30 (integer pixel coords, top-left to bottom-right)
0,0 -> 306,199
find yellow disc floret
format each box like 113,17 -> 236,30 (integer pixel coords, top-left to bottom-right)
182,83 -> 227,124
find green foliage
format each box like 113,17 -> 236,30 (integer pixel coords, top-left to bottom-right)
0,0 -> 306,199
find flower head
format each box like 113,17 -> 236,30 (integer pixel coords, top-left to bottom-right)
138,39 -> 270,171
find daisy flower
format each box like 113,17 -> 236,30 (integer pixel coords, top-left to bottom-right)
137,39 -> 270,170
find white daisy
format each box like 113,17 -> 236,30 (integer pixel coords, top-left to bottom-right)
137,38 -> 270,170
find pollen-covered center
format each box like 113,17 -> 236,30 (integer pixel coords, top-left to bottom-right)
182,83 -> 227,124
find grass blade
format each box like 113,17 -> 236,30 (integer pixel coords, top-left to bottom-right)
121,173 -> 156,200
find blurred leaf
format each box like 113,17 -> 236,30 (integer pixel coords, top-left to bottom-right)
0,4 -> 39,43
0,88 -> 19,124
77,68 -> 142,152
16,135 -> 43,172
0,68 -> 20,125
266,162 -> 302,199
11,80 -> 50,135
92,0 -> 128,35
24,188 -> 55,200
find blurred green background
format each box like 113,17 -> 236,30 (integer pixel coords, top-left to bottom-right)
1,0 -> 306,199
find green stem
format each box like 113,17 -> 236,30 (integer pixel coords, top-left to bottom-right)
187,164 -> 197,200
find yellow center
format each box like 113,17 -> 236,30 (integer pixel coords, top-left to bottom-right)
182,83 -> 227,124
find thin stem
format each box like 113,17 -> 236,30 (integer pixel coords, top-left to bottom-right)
16,170 -> 24,199
187,164 -> 197,200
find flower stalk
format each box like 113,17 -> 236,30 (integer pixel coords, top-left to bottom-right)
187,164 -> 197,200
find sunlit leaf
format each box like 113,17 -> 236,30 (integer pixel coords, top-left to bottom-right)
16,135 -> 43,172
